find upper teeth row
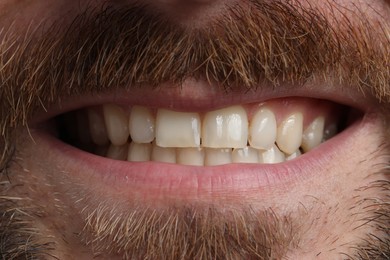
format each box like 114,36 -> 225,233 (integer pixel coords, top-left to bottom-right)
86,104 -> 330,156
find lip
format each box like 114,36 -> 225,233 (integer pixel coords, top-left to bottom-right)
30,78 -> 376,124
30,108 -> 372,205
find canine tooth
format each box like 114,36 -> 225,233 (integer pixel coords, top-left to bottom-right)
129,106 -> 155,143
202,106 -> 248,148
249,108 -> 277,149
276,113 -> 303,154
285,149 -> 301,161
128,142 -> 152,162
204,148 -> 232,166
106,144 -> 128,160
87,108 -> 109,145
156,109 -> 201,147
151,145 -> 176,163
177,148 -> 205,166
232,147 -> 259,163
302,117 -> 325,152
103,104 -> 129,146
258,145 -> 285,164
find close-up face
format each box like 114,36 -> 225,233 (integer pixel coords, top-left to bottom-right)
0,0 -> 389,259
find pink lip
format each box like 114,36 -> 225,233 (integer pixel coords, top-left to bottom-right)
31,78 -> 375,124
32,113 -> 367,204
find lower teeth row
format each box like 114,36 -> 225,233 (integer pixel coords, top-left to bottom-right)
99,141 -> 307,166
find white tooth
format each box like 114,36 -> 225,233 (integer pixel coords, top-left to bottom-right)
285,149 -> 301,161
276,113 -> 303,154
103,104 -> 129,146
249,108 -> 277,150
204,148 -> 232,166
127,142 -> 152,162
202,106 -> 248,148
156,109 -> 201,147
258,145 -> 285,164
232,147 -> 259,163
301,117 -> 325,152
87,108 -> 109,145
129,106 -> 155,143
151,145 -> 176,163
106,144 -> 128,160
177,148 -> 205,166
322,124 -> 337,142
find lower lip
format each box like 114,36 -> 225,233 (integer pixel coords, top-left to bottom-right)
33,115 -> 367,203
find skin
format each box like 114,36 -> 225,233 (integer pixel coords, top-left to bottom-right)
0,0 -> 389,259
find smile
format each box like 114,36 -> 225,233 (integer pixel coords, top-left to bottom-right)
30,80 -> 368,204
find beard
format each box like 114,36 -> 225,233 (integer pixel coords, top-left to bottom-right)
0,0 -> 389,259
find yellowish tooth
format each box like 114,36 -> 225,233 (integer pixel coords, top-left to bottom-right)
285,149 -> 302,161
129,106 -> 155,143
106,144 -> 128,161
202,106 -> 248,148
249,108 -> 277,150
276,113 -> 303,155
127,142 -> 152,162
103,104 -> 129,146
156,109 -> 201,147
232,147 -> 259,163
177,148 -> 205,166
204,148 -> 232,166
302,117 -> 325,152
151,145 -> 176,163
87,108 -> 109,145
258,145 -> 285,164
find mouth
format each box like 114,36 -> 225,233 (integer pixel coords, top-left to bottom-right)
31,81 -> 367,204
57,97 -> 346,164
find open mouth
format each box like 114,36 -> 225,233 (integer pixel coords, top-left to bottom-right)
53,97 -> 350,166
30,82 -> 369,202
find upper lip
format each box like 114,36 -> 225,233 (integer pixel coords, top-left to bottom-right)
31,78 -> 375,124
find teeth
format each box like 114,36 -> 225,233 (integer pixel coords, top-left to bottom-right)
129,106 -> 155,143
301,117 -> 325,152
249,107 -> 277,150
232,147 -> 259,163
202,106 -> 248,148
285,149 -> 302,161
106,144 -> 128,160
128,142 -> 152,162
177,148 -> 205,166
276,113 -> 303,155
156,109 -> 201,147
258,145 -> 285,164
322,124 -> 337,142
87,108 -> 109,145
151,144 -> 176,163
103,104 -> 129,146
86,103 -> 337,165
204,148 -> 232,166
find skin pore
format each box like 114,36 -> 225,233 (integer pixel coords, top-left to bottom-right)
0,0 -> 389,259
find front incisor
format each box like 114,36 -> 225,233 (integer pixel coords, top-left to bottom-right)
202,106 -> 248,148
156,109 -> 201,147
